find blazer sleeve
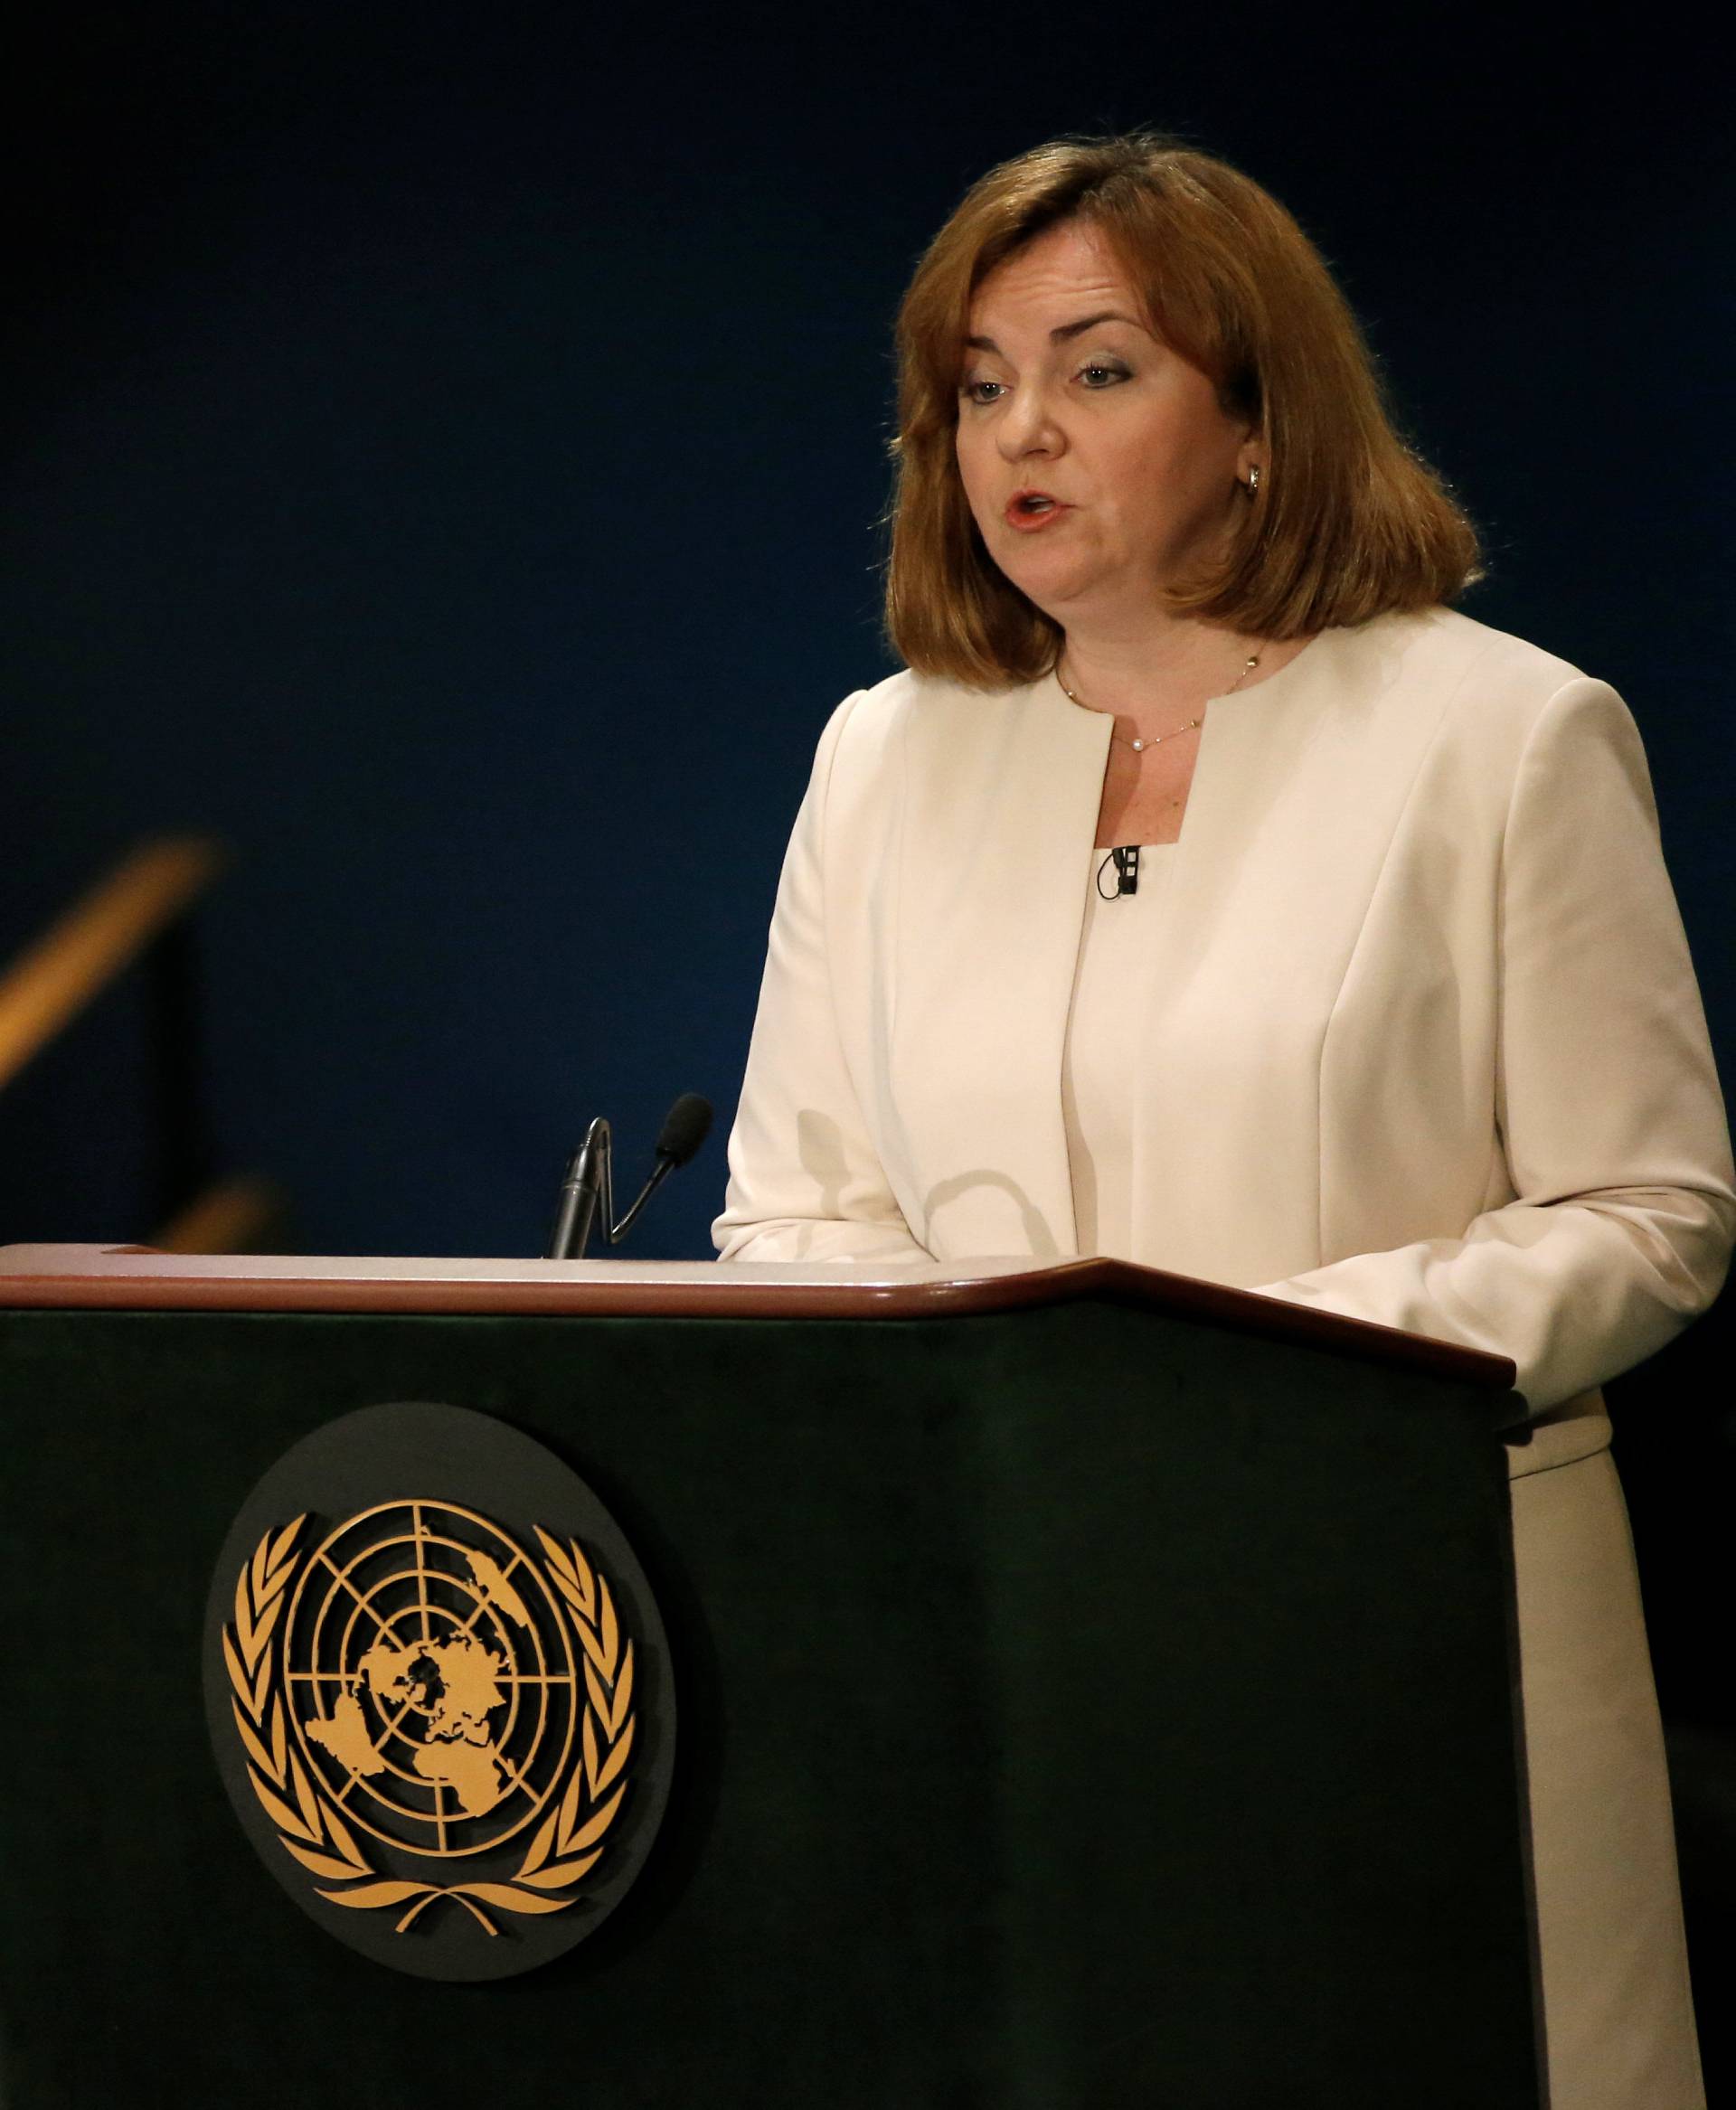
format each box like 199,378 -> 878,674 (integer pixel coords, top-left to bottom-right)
1257,675 -> 1736,1408
712,692 -> 931,1264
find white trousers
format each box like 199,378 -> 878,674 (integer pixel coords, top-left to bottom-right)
1513,1446 -> 1703,2108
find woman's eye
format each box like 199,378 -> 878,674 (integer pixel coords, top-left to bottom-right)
961,379 -> 1006,405
1079,362 -> 1130,388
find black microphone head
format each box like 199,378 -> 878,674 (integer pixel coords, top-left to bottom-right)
656,1092 -> 713,1168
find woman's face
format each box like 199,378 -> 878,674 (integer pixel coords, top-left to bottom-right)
954,219 -> 1257,631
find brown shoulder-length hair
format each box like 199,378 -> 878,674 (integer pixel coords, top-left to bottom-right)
886,133 -> 1481,688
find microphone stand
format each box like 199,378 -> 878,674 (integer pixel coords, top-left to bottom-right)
546,1117 -> 613,1262
545,1095 -> 713,1260
546,1121 -> 686,1259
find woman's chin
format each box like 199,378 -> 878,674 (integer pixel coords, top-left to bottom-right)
995,549 -> 1102,616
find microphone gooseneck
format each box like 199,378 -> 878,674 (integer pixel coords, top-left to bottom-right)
545,1093 -> 714,1259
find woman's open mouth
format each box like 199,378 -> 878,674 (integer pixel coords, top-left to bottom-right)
1005,490 -> 1071,532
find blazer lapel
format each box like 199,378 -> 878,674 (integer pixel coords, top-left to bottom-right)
1127,614 -> 1458,1280
884,676 -> 1109,1259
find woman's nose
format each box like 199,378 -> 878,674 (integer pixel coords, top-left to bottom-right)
996,384 -> 1063,461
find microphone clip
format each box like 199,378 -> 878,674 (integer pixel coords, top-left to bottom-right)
1097,845 -> 1140,900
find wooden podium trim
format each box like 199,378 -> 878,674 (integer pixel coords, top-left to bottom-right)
0,1245 -> 1516,1390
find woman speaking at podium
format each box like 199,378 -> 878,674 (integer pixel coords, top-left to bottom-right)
713,134 -> 1732,2103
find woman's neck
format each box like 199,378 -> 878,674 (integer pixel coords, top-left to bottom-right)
1057,615 -> 1307,718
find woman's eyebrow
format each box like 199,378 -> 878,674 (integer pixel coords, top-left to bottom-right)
962,311 -> 1144,356
1051,309 -> 1142,342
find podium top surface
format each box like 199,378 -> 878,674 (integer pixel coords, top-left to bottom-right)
0,1244 -> 1514,1389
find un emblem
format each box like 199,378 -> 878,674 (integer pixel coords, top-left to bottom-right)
203,1404 -> 674,1981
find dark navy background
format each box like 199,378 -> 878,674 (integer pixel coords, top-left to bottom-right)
3,5 -> 1727,1264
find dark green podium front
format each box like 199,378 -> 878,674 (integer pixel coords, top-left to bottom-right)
0,1248 -> 1540,2108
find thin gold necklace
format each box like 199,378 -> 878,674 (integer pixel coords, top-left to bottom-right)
1058,647 -> 1262,751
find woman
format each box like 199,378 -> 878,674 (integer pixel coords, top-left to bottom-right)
713,134 -> 1733,2105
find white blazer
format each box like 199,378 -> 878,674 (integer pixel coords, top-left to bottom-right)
716,603 -> 1729,2099
715,608 -> 1734,1442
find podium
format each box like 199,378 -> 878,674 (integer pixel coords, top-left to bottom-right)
0,1246 -> 1542,2107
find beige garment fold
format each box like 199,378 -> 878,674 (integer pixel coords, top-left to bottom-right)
1513,1444 -> 1703,2108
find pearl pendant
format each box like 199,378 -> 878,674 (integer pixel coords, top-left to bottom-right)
1130,738 -> 1146,752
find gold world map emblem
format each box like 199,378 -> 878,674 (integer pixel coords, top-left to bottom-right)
292,1502 -> 585,1856
207,1403 -> 673,1978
